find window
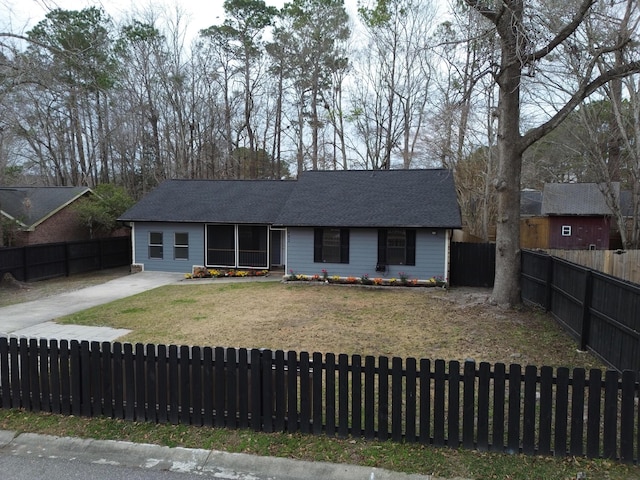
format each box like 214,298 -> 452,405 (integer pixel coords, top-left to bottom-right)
206,224 -> 269,268
238,225 -> 267,267
149,232 -> 163,259
561,225 -> 572,236
314,228 -> 349,263
174,232 -> 189,260
207,224 -> 235,266
378,229 -> 416,266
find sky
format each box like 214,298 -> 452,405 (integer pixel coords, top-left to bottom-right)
0,0 -> 284,39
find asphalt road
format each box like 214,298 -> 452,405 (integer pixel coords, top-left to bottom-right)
0,455 -> 236,480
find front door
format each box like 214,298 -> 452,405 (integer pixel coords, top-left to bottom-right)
270,229 -> 284,267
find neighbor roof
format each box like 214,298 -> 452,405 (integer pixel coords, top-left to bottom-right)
119,169 -> 462,229
541,183 -> 618,216
0,186 -> 91,229
275,169 -> 461,228
118,179 -> 297,224
520,190 -> 542,216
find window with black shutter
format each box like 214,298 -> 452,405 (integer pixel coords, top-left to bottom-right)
377,228 -> 416,266
314,228 -> 349,263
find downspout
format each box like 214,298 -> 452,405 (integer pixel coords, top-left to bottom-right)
130,223 -> 136,266
284,228 -> 288,277
444,229 -> 452,284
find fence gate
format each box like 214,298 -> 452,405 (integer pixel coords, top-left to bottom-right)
449,242 -> 495,287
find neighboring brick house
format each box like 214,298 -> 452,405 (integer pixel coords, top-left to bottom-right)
0,186 -> 93,247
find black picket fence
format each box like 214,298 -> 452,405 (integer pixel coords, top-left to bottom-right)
0,337 -> 637,463
0,236 -> 131,282
521,250 -> 640,373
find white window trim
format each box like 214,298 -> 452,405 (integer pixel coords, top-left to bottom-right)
561,225 -> 572,237
174,232 -> 189,260
149,231 -> 163,259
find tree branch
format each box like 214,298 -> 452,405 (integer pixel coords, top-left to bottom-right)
463,0 -> 499,23
0,32 -> 65,56
525,0 -> 595,64
521,60 -> 640,151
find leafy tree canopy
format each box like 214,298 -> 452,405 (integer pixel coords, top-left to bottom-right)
74,184 -> 134,238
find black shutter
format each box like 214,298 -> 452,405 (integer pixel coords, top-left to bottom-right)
340,229 -> 350,264
314,228 -> 323,263
406,229 -> 416,266
377,229 -> 387,265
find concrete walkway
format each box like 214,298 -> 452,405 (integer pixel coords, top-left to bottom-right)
0,271 -> 183,341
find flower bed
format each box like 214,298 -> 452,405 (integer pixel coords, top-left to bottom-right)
285,270 -> 447,288
185,266 -> 269,279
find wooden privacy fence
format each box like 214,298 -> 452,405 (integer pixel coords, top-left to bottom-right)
1,336 -> 638,463
0,236 -> 131,282
545,249 -> 640,286
521,250 -> 640,372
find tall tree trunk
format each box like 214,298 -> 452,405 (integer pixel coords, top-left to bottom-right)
223,81 -> 234,178
70,90 -> 88,185
271,70 -> 283,178
492,1 -> 524,306
244,61 -> 256,172
482,103 -> 494,242
311,74 -> 319,171
96,91 -> 110,184
383,53 -> 396,170
335,83 -> 348,170
296,91 -> 305,175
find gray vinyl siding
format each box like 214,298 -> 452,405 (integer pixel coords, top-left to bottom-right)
133,222 -> 204,273
286,227 -> 447,280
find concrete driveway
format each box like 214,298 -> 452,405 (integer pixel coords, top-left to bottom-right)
0,271 -> 183,341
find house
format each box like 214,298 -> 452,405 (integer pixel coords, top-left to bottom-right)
520,183 -> 618,250
118,169 -> 462,281
0,186 -> 93,247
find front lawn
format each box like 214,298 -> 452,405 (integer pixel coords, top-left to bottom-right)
58,281 -> 603,369
15,279 -> 635,479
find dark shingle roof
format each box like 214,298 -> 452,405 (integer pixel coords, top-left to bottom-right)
275,169 -> 461,228
119,179 -> 297,223
541,183 -> 618,215
119,170 -> 462,228
0,186 -> 91,228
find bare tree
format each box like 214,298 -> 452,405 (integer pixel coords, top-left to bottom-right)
115,18 -> 167,192
352,0 -> 436,169
428,6 -> 500,240
464,0 -> 640,305
271,0 -> 350,173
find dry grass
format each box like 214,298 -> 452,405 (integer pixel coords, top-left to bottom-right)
58,280 -> 604,369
